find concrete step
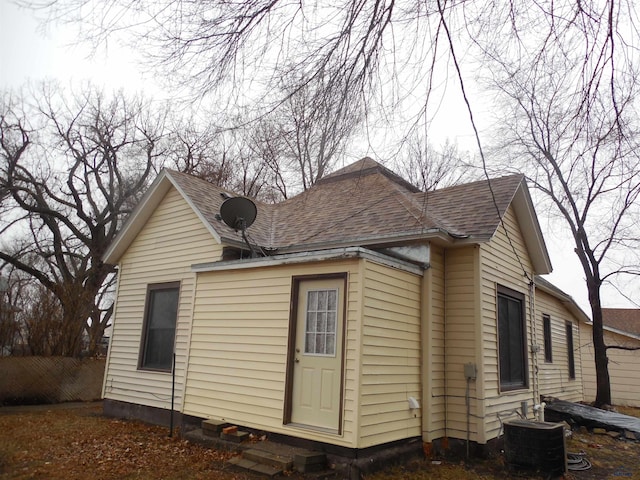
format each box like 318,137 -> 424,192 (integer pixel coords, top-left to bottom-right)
244,448 -> 293,471
228,446 -> 330,477
220,429 -> 250,443
228,456 -> 283,477
201,419 -> 228,437
185,422 -> 337,477
294,451 -> 327,473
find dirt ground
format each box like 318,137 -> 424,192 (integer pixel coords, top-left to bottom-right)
0,402 -> 639,480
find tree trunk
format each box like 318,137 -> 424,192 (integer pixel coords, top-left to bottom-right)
589,281 -> 611,407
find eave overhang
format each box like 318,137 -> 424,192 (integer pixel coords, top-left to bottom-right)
191,246 -> 425,276
510,182 -> 553,275
535,275 -> 590,324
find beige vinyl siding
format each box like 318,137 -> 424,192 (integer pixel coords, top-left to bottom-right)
423,244 -> 446,441
103,188 -> 222,411
479,206 -> 535,442
358,260 -> 422,448
444,245 -> 480,441
580,324 -> 640,406
536,290 -> 582,402
183,259 -> 362,448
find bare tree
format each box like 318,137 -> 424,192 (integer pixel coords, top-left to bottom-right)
276,73 -> 362,191
0,83 -> 164,356
37,0 -> 429,121
161,113 -> 296,202
35,0 -> 640,406
0,269 -> 22,356
395,135 -> 480,191
479,0 -> 640,407
163,118 -> 234,186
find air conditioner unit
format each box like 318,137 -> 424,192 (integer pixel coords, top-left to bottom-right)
503,419 -> 566,476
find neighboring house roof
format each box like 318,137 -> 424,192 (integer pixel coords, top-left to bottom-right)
102,157 -> 552,273
601,308 -> 640,340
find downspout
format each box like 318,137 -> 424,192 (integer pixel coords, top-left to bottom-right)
473,245 -> 485,444
529,276 -> 539,417
420,259 -> 432,445
169,352 -> 176,437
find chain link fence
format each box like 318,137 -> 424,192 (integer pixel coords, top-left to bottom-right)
0,356 -> 105,406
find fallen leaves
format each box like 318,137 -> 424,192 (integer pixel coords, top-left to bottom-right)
1,404 -> 640,480
0,405 -> 244,480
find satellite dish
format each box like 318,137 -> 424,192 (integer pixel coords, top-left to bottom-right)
219,197 -> 257,231
218,196 -> 259,258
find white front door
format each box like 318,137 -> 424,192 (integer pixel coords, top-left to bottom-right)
289,277 -> 345,432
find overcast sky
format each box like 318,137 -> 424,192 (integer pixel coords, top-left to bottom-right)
0,2 -> 151,92
2,2 -> 637,315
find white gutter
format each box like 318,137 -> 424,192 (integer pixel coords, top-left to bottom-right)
219,229 -> 457,255
191,246 -> 425,276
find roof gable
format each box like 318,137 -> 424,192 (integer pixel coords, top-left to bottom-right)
103,159 -> 552,274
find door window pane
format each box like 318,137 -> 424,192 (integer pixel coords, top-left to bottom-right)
304,289 -> 338,356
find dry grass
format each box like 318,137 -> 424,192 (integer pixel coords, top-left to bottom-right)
0,403 -> 639,480
616,405 -> 640,418
0,404 -> 247,480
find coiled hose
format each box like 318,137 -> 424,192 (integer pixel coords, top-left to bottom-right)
567,452 -> 592,471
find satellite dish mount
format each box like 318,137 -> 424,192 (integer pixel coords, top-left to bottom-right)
219,197 -> 258,258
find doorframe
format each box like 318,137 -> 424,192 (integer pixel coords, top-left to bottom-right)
283,272 -> 348,434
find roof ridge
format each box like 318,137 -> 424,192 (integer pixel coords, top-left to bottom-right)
318,157 -> 420,193
429,173 -> 525,195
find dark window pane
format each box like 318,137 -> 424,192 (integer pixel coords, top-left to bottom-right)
498,289 -> 526,389
141,285 -> 179,371
543,315 -> 553,362
566,323 -> 576,379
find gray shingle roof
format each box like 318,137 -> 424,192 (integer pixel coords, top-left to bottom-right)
166,158 -> 525,251
417,174 -> 524,238
602,308 -> 640,337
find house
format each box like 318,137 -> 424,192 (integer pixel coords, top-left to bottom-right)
580,308 -> 640,407
101,157 -> 586,461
